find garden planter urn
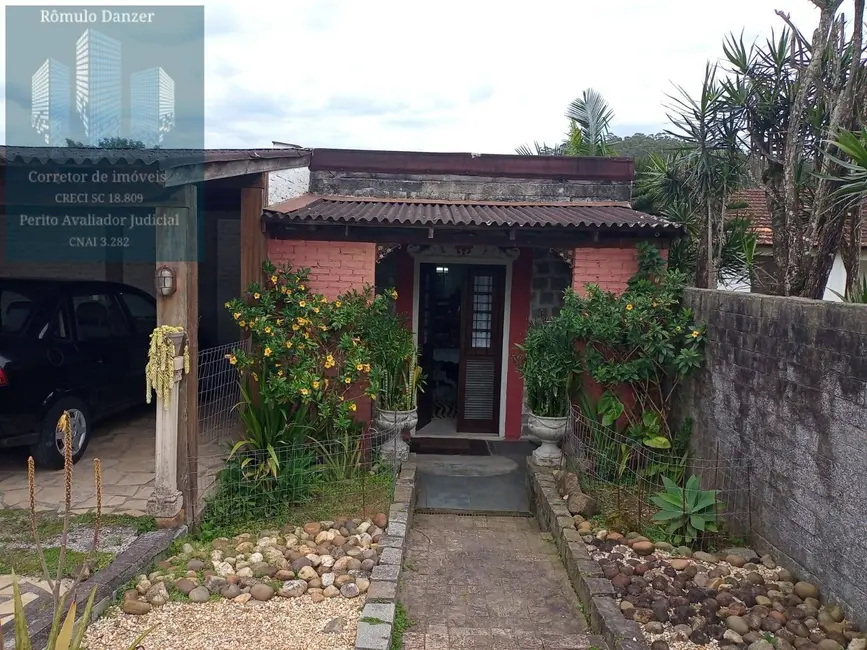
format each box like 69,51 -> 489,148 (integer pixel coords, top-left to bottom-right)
374,408 -> 417,463
527,412 -> 568,467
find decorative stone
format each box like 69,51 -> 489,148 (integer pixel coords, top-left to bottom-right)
340,583 -> 360,598
323,585 -> 340,598
123,599 -> 152,615
189,586 -> 210,603
795,582 -> 820,600
633,541 -> 655,556
279,580 -> 308,598
250,584 -> 275,601
175,578 -> 196,596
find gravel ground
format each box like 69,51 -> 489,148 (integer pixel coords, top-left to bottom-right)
85,595 -> 365,650
7,524 -> 139,555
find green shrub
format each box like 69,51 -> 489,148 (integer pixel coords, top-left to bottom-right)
514,317 -> 581,418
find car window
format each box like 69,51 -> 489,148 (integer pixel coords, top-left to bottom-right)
0,290 -> 34,335
118,291 -> 156,336
39,306 -> 70,340
72,294 -> 130,341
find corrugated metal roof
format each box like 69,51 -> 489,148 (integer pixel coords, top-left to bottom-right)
0,146 -> 311,168
263,196 -> 678,231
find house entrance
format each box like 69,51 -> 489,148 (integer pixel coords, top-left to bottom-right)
416,262 -> 505,436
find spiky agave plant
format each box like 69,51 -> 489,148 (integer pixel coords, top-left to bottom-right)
0,412 -> 154,650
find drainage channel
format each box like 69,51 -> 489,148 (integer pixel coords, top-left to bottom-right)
413,507 -> 531,517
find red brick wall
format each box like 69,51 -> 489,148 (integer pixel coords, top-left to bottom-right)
571,244 -> 640,295
266,239 -> 376,422
267,240 -> 376,299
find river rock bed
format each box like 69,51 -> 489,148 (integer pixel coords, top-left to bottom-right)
579,524 -> 862,650
122,515 -> 388,614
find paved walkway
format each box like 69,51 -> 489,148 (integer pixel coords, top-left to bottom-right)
398,513 -> 603,650
0,407 -> 230,516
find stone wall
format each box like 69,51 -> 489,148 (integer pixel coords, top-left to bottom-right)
309,170 -> 631,202
530,248 -> 572,321
679,288 -> 867,624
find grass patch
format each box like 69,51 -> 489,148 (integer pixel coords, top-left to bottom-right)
196,472 -> 394,541
390,601 -> 415,650
0,509 -> 156,544
0,547 -> 114,578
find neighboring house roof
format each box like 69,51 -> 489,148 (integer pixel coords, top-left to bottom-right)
730,187 -> 867,247
263,195 -> 678,233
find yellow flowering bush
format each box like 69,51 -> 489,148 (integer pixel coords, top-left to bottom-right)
225,261 -> 382,437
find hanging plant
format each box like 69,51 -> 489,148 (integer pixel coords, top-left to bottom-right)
145,325 -> 190,408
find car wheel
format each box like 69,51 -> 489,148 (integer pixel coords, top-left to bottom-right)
31,398 -> 92,470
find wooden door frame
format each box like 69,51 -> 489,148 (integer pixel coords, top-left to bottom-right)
409,246 -> 517,438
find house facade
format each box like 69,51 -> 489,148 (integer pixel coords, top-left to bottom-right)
724,188 -> 867,300
260,148 -> 679,439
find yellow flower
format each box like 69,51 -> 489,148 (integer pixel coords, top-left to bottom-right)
299,301 -> 306,308
285,341 -> 293,348
651,302 -> 657,308
281,286 -> 288,294
321,297 -> 329,303
304,332 -> 310,339
300,388 -> 310,396
254,293 -> 260,300
297,317 -> 305,325
335,301 -> 342,307
277,370 -> 284,377
224,301 -> 231,308
324,378 -> 329,387
299,284 -> 306,290
233,312 -> 241,320
691,330 -> 700,338
265,326 -> 272,334
287,289 -> 293,295
319,325 -> 327,331
270,275 -> 278,284
226,354 -> 237,365
252,372 -> 258,381
344,377 -> 351,384
349,402 -> 357,412
313,380 -> 320,389
277,319 -> 284,325
339,395 -> 344,401
626,304 -> 633,311
239,320 -> 246,327
264,347 -> 272,357
292,324 -> 300,331
390,289 -> 398,300
313,307 -> 320,313
356,364 -> 364,371
363,364 -> 371,373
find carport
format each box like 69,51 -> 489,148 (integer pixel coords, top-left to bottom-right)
0,146 -> 311,523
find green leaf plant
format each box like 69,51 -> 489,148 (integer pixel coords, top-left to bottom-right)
649,474 -> 722,546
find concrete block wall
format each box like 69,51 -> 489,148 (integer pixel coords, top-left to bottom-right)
267,240 -> 376,301
530,248 -> 572,321
309,170 -> 631,203
679,289 -> 867,624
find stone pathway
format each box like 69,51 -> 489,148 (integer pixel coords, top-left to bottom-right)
0,575 -> 73,626
0,409 -> 230,516
398,513 -> 604,649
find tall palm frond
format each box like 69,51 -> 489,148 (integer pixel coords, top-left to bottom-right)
515,141 -> 566,156
565,89 -> 615,156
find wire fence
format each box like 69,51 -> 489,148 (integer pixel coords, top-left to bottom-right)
562,406 -> 752,550
198,339 -> 249,446
190,416 -> 404,529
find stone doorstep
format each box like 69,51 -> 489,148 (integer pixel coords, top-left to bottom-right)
1,526 -> 184,649
527,462 -> 650,650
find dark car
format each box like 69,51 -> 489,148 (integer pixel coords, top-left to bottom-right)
0,278 -> 156,468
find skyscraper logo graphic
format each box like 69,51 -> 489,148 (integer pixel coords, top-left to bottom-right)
31,59 -> 70,145
30,28 -> 174,146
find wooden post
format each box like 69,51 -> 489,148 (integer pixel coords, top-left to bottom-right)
240,173 -> 267,296
152,184 -> 199,526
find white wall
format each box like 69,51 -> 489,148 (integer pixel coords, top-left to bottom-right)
268,167 -> 309,206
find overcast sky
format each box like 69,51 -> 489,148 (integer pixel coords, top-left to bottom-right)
0,1 -> 847,153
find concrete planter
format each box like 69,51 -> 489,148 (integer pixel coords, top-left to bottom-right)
375,408 -> 417,463
528,412 -> 568,467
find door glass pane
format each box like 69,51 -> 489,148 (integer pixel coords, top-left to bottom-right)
471,273 -> 495,349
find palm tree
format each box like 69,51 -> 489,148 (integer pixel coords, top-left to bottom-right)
564,89 -> 615,156
515,88 -> 615,156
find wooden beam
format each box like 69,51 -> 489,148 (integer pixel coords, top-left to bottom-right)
240,175 -> 267,296
164,154 -> 310,187
155,184 -> 198,524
